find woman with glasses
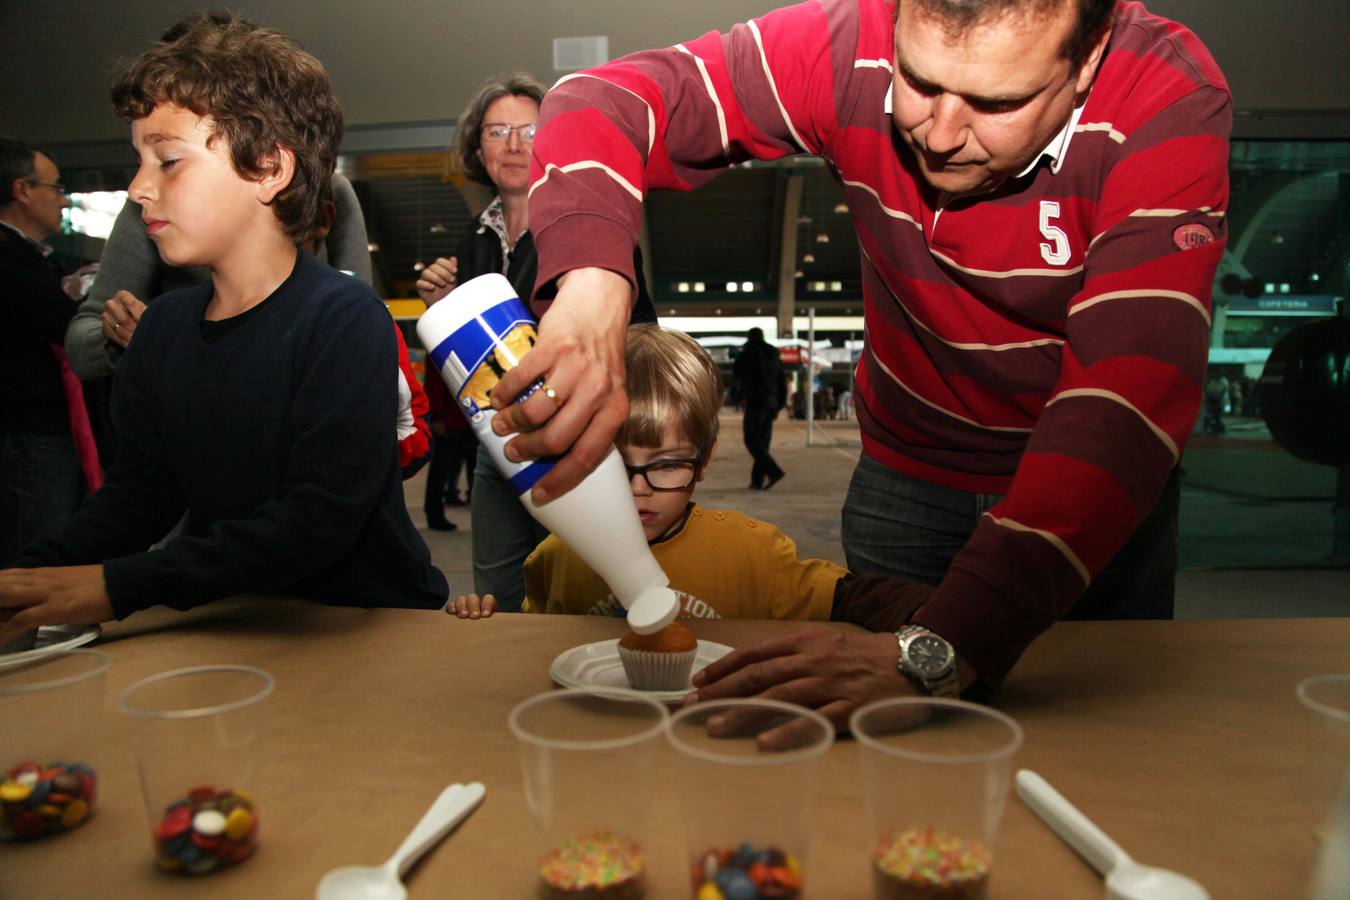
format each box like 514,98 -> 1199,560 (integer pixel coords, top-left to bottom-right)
417,72 -> 656,612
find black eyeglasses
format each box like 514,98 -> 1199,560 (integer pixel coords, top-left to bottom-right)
480,123 -> 537,143
624,444 -> 708,492
27,179 -> 66,194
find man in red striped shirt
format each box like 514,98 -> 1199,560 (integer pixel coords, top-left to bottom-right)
489,0 -> 1229,727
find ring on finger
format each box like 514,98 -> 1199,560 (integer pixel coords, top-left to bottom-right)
539,382 -> 562,409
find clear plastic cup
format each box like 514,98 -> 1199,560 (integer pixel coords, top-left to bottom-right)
1296,674 -> 1350,840
0,649 -> 110,841
117,664 -> 274,875
509,687 -> 669,900
850,698 -> 1023,900
665,698 -> 834,899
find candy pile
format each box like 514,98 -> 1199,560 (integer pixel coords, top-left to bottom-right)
153,786 -> 258,875
0,761 -> 97,841
871,827 -> 991,899
692,843 -> 803,899
537,830 -> 646,899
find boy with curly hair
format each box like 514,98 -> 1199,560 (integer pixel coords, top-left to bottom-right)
0,16 -> 447,642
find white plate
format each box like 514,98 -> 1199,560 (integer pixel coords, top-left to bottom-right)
549,638 -> 733,703
0,624 -> 101,670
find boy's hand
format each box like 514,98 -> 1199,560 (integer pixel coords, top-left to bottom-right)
0,566 -> 115,646
448,592 -> 496,619
489,267 -> 631,505
102,290 -> 146,348
416,257 -> 458,306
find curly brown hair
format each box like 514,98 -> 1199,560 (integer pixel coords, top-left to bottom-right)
111,14 -> 343,245
452,72 -> 546,188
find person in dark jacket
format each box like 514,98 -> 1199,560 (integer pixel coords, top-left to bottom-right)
733,327 -> 788,490
414,72 -> 655,611
0,137 -> 90,569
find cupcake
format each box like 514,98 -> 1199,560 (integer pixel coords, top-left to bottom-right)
617,621 -> 697,691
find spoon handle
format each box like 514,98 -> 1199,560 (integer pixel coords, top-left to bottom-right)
386,782 -> 487,878
1016,769 -> 1129,877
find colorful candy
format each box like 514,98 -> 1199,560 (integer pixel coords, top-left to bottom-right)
871,827 -> 991,899
152,786 -> 258,875
691,843 -> 803,899
0,761 -> 97,841
537,830 -> 645,898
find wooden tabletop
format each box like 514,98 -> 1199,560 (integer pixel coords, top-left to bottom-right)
2,600 -> 1344,898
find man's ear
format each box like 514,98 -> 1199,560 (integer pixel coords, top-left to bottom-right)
7,176 -> 29,206
1074,25 -> 1113,96
256,146 -> 297,204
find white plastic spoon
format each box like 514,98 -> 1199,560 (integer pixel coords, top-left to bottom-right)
316,782 -> 486,900
1016,770 -> 1210,900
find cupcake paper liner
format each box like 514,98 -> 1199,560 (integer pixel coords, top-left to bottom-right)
617,645 -> 696,691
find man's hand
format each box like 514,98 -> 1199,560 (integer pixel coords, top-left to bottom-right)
101,290 -> 147,348
686,628 -> 919,750
415,257 -> 458,306
488,267 -> 632,504
0,566 -> 114,646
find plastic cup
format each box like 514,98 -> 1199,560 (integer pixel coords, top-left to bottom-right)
0,649 -> 110,841
117,665 -> 274,875
665,699 -> 834,899
850,698 -> 1023,900
1296,674 -> 1350,840
509,687 -> 669,899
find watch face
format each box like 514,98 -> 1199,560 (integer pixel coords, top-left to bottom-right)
907,635 -> 952,676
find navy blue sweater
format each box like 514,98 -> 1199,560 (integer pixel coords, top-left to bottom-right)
14,251 -> 447,616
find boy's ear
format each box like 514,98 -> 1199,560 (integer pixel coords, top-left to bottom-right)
255,145 -> 297,204
696,436 -> 718,483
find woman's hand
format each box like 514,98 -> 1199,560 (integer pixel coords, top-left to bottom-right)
0,566 -> 114,646
416,257 -> 459,306
101,290 -> 147,348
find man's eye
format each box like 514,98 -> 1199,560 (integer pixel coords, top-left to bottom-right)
902,73 -> 941,97
970,98 -> 1028,114
159,159 -> 179,171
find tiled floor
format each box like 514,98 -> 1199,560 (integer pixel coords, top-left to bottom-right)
409,412 -> 1350,618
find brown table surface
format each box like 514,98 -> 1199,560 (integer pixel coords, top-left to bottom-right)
2,601 -> 1346,898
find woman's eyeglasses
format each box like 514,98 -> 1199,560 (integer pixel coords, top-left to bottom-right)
480,123 -> 537,143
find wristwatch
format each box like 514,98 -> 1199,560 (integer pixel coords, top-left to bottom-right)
894,625 -> 960,698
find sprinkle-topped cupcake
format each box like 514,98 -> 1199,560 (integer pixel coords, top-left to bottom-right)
871,827 -> 992,899
538,830 -> 646,899
617,621 -> 697,691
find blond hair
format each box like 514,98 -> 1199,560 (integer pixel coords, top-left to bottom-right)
619,326 -> 722,453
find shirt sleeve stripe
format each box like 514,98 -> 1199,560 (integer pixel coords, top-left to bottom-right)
552,72 -> 657,155
747,19 -> 808,151
1073,121 -> 1126,143
985,514 -> 1091,584
854,58 -> 893,72
1068,287 -> 1211,327
869,345 -> 1036,433
1044,387 -> 1181,462
674,43 -> 730,157
529,161 -> 645,203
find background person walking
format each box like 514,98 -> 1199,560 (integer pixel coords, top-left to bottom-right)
733,327 -> 787,490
